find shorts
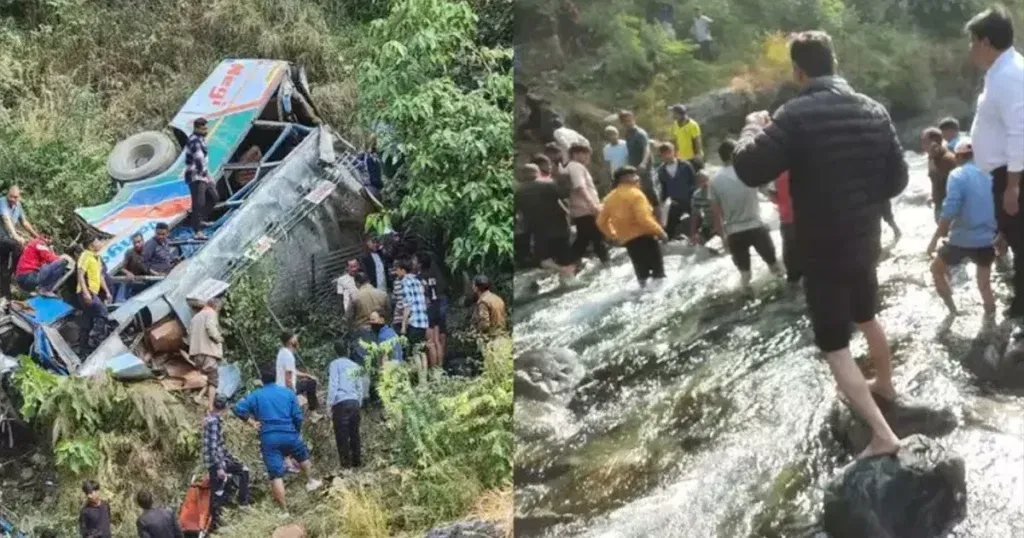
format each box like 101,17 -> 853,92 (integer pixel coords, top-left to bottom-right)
803,265 -> 879,353
193,354 -> 220,387
260,431 -> 311,479
428,297 -> 448,332
534,234 -> 574,266
406,326 -> 427,345
938,244 -> 995,267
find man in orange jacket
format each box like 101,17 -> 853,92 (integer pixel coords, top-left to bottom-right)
597,166 -> 668,287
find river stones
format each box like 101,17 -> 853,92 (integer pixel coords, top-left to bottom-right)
515,347 -> 584,404
823,435 -> 966,538
830,394 -> 957,455
422,520 -> 503,538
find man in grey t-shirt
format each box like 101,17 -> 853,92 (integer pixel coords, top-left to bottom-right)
708,140 -> 782,288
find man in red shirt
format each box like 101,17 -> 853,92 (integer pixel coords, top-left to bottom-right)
767,171 -> 801,284
15,236 -> 70,297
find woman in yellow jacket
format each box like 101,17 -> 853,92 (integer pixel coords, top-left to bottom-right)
597,166 -> 669,286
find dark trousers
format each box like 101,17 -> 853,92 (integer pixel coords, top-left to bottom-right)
188,181 -> 219,232
992,166 -> 1024,315
664,198 -> 688,239
726,226 -> 777,272
209,460 -> 250,530
624,235 -> 665,284
571,215 -> 609,263
331,400 -> 362,468
15,259 -> 67,293
0,238 -> 22,299
77,292 -> 108,355
515,231 -> 533,267
780,222 -> 802,283
296,377 -> 319,411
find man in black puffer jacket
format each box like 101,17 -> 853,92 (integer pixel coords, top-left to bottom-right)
732,31 -> 909,459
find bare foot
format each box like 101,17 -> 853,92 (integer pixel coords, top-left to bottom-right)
857,434 -> 900,459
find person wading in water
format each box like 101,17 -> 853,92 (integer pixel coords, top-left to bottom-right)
597,166 -> 667,287
732,31 -> 908,459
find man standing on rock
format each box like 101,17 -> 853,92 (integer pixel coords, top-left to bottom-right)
965,6 -> 1024,321
922,127 -> 959,223
732,31 -> 908,458
668,104 -> 704,172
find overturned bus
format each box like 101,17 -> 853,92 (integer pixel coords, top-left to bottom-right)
0,59 -> 377,387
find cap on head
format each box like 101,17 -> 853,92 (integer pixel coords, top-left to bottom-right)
954,138 -> 973,155
669,104 -> 688,115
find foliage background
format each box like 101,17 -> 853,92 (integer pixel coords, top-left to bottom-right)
515,0 -> 1024,148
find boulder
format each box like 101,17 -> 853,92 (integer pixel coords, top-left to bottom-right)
422,520 -> 503,538
271,524 -> 306,538
830,394 -> 957,455
823,435 -> 967,538
961,318 -> 1024,388
514,348 -> 584,404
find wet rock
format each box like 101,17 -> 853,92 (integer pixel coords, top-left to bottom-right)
960,319 -> 1024,388
830,394 -> 957,455
422,520 -> 503,538
19,467 -> 33,480
515,348 -> 584,404
991,334 -> 1024,388
823,435 -> 966,538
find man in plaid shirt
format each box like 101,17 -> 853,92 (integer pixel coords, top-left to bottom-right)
185,117 -> 220,240
203,394 -> 250,529
395,259 -> 429,346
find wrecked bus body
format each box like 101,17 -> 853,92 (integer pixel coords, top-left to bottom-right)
0,59 -> 377,387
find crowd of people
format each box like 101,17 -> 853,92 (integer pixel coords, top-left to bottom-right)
516,6 -> 1023,463
61,231 -> 510,536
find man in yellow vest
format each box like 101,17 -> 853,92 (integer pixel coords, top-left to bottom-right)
669,104 -> 704,172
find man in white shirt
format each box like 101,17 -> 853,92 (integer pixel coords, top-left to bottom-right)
335,259 -> 360,317
691,7 -> 714,61
966,6 -> 1024,319
602,126 -> 630,178
276,331 -> 320,412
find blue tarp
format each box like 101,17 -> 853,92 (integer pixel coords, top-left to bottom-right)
21,296 -> 75,326
30,326 -> 68,375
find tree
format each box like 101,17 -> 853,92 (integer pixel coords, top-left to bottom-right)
357,0 -> 513,276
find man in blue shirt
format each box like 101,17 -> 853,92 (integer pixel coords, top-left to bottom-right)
0,186 -> 41,300
927,138 -> 997,314
327,339 -> 367,469
142,223 -> 177,275
602,126 -> 630,178
232,364 -> 322,509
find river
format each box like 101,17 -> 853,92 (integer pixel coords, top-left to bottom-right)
513,153 -> 1024,538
